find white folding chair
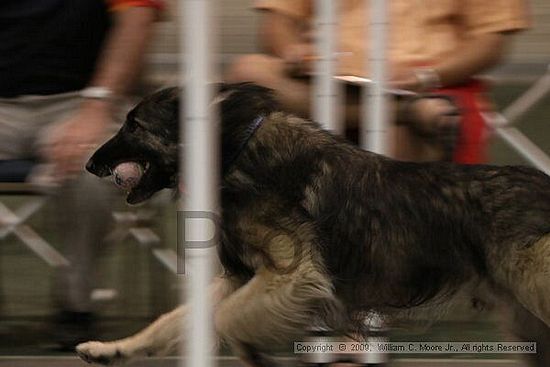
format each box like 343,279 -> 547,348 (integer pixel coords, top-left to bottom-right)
0,160 -> 68,267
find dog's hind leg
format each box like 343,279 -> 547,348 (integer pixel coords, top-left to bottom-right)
505,300 -> 550,367
76,275 -> 238,365
497,235 -> 550,327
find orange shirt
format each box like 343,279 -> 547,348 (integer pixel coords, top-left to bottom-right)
108,0 -> 163,11
255,0 -> 530,76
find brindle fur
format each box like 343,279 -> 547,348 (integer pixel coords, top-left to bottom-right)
79,83 -> 550,366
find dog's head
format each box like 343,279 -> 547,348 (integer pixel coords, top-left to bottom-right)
86,87 -> 180,204
86,83 -> 277,204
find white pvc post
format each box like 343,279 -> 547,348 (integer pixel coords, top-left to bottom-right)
361,0 -> 389,153
181,1 -> 217,367
313,0 -> 341,133
360,1 -> 390,365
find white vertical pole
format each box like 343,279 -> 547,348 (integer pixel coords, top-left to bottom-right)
313,0 -> 341,133
360,1 -> 390,366
181,1 -> 217,367
361,0 -> 389,153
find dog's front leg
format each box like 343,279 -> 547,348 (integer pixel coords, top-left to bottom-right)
77,275 -> 237,365
215,266 -> 338,367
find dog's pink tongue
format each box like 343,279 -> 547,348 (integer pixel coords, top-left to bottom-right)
113,162 -> 144,190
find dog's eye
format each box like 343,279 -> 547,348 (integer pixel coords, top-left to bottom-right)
134,118 -> 148,129
126,120 -> 138,132
127,118 -> 146,132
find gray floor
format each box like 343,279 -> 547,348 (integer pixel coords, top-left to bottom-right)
0,356 -> 532,367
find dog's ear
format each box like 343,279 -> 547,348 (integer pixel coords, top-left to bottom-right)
136,87 -> 181,126
155,86 -> 180,109
218,83 -> 278,124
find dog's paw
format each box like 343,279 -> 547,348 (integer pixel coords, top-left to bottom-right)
76,341 -> 128,365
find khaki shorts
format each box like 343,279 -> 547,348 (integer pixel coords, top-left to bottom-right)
0,91 -> 123,161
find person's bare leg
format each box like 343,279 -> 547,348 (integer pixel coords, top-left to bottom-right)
227,54 -> 460,162
226,54 -> 311,118
391,97 -> 461,162
228,55 -> 364,127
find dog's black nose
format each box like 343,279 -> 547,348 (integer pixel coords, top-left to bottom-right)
85,159 -> 96,173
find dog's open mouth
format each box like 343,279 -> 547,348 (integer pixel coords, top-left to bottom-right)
86,158 -> 155,205
109,160 -> 158,205
112,161 -> 149,189
86,154 -> 174,205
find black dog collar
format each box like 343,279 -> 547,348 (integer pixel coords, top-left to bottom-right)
223,115 -> 266,175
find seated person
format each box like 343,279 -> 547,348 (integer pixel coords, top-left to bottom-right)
0,0 -> 162,348
227,0 -> 530,163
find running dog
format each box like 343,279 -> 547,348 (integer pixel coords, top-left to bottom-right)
78,83 -> 550,366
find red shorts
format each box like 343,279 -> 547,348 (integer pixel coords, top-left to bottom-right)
435,80 -> 489,164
